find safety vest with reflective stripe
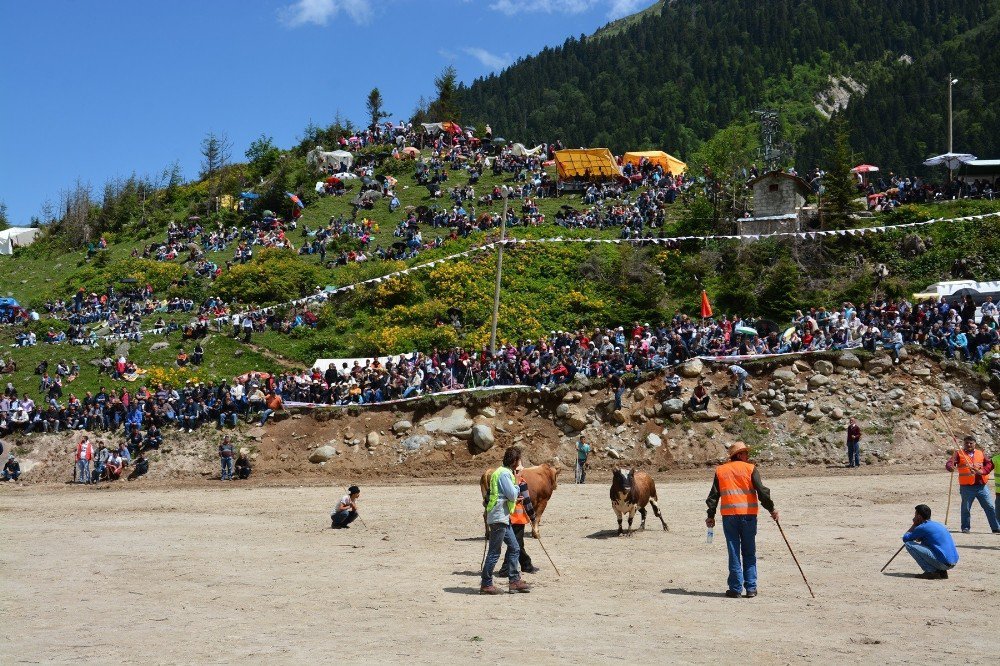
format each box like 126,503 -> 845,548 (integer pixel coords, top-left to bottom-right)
993,454 -> 1000,492
486,467 -> 516,515
510,474 -> 529,525
956,449 -> 986,486
716,460 -> 758,516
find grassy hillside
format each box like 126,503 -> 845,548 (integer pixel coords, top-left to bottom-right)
3,139 -> 1000,405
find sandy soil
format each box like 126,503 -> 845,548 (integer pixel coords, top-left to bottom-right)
2,471 -> 997,664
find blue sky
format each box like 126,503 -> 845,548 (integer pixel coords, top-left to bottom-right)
0,0 -> 656,225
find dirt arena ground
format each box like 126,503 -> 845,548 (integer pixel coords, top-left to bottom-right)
3,470 -> 997,664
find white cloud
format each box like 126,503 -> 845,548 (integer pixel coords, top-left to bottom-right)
462,47 -> 511,70
490,0 -> 652,19
490,0 -> 596,15
280,0 -> 373,27
607,0 -> 645,19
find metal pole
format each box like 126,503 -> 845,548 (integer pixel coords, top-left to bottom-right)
948,73 -> 953,154
489,189 -> 508,356
948,73 -> 953,182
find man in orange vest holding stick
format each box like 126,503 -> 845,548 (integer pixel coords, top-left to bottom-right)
497,463 -> 539,579
946,435 -> 1000,534
706,441 -> 779,598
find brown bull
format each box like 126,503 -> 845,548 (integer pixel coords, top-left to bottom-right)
480,463 -> 559,537
610,467 -> 668,536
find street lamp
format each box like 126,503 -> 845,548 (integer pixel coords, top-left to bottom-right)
948,74 -> 959,154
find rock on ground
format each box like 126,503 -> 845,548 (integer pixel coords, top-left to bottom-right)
470,425 -> 495,453
309,446 -> 337,463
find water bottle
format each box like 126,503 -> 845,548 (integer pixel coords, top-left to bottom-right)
706,528 -> 714,544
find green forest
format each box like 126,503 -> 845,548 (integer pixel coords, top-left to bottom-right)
456,0 -> 1000,172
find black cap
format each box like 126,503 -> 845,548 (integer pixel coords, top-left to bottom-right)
915,504 -> 932,520
348,485 -> 360,494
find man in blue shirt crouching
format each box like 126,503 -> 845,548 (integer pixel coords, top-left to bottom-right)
902,504 -> 959,579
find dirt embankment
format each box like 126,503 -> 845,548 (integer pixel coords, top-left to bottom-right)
7,349 -> 998,486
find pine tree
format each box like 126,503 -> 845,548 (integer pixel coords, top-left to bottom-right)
365,88 -> 390,130
429,66 -> 459,122
821,115 -> 858,229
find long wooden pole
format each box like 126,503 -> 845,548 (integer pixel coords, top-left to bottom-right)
775,521 -> 815,598
536,534 -> 561,577
880,544 -> 906,573
937,408 -> 960,526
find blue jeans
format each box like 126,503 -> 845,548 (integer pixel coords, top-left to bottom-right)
735,375 -> 745,397
220,457 -> 234,480
847,440 -> 860,467
259,409 -> 274,426
482,522 -> 520,587
722,515 -> 758,593
76,459 -> 90,483
904,542 -> 953,573
959,484 -> 1000,532
614,387 -> 624,410
331,510 -> 357,527
218,413 -> 237,427
2,470 -> 19,481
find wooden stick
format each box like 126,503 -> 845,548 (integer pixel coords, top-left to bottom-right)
775,521 -> 815,598
937,408 -> 960,526
944,467 -> 955,526
880,544 -> 906,573
535,534 -> 561,577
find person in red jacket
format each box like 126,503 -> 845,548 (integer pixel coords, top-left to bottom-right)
75,435 -> 93,483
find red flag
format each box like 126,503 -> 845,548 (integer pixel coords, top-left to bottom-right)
700,290 -> 713,319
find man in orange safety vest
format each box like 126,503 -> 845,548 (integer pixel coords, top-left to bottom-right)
946,435 -> 1000,534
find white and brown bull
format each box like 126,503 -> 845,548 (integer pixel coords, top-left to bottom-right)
610,468 -> 668,536
480,463 -> 559,537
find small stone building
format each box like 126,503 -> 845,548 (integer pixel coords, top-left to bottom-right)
738,171 -> 813,236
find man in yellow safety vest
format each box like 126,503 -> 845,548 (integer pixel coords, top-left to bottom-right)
480,446 -> 531,595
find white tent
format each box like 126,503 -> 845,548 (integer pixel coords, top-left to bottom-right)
313,353 -> 415,373
0,227 -> 41,255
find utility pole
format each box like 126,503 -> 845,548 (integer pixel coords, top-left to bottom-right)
489,187 -> 509,356
948,73 -> 958,182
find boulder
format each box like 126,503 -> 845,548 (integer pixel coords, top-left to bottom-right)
805,409 -> 824,423
962,401 -> 980,414
793,360 -> 812,373
981,388 -> 997,402
420,408 -> 473,436
645,433 -> 662,449
865,356 -> 893,376
939,394 -> 953,412
479,406 -> 497,419
401,435 -> 431,451
740,402 -> 757,416
814,360 -> 835,376
150,341 -> 170,352
114,342 -> 131,358
470,425 -> 495,453
690,410 -> 720,422
837,352 -> 861,370
885,388 -> 905,401
610,410 -> 627,424
910,366 -> 931,378
632,388 -> 647,402
555,403 -> 571,418
309,445 -> 337,463
565,408 -> 589,431
366,432 -> 381,448
831,407 -> 845,420
807,374 -> 831,390
773,369 -> 796,384
661,399 -> 684,415
678,359 -> 704,378
392,420 -> 412,434
607,448 -> 622,460
769,400 -> 786,414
